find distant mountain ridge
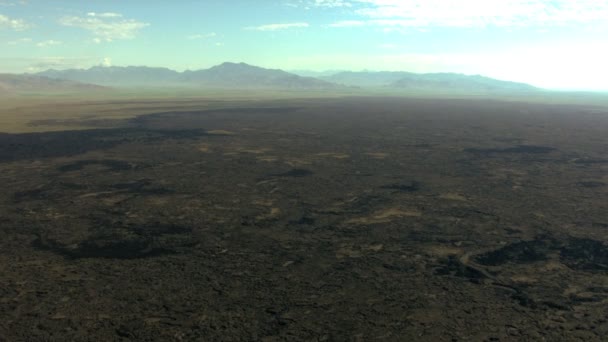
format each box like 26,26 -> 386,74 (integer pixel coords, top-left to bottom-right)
38,66 -> 181,86
31,62 -> 538,92
36,62 -> 338,89
321,71 -> 415,87
0,74 -> 105,94
322,71 -> 536,91
180,63 -> 335,89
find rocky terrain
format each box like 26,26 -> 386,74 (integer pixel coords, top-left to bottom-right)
1,97 -> 607,341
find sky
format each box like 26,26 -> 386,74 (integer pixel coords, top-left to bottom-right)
1,0 -> 607,90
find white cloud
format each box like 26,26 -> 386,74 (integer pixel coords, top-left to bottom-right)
87,12 -> 123,18
321,0 -> 608,29
313,0 -> 352,7
101,57 -> 112,67
36,39 -> 62,47
0,56 -> 96,72
6,37 -> 31,45
245,22 -> 309,31
327,20 -> 365,27
285,0 -> 351,9
59,13 -> 148,42
0,1 -> 27,6
187,32 -> 217,40
0,13 -> 29,30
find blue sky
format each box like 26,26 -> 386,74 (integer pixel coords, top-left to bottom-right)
1,0 -> 607,90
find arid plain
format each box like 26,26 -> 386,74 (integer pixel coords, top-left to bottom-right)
1,95 -> 608,341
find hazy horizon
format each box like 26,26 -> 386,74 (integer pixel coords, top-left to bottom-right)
2,0 -> 608,90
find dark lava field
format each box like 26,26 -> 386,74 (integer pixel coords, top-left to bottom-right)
1,97 -> 608,341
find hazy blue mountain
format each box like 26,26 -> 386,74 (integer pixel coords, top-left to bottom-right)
390,73 -> 537,91
32,63 -> 538,92
289,69 -> 347,78
37,66 -> 181,86
35,63 -> 338,89
322,71 -> 416,87
323,71 -> 537,91
0,74 -> 105,93
180,62 -> 337,89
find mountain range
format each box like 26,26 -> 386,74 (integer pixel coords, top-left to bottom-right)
320,71 -> 537,91
1,62 -> 539,94
36,62 -> 337,90
0,74 -> 105,95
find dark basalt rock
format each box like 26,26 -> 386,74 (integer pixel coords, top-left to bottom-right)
475,239 -> 550,266
465,145 -> 556,155
380,181 -> 420,193
271,168 -> 313,178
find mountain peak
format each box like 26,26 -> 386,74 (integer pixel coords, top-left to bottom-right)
212,62 -> 259,70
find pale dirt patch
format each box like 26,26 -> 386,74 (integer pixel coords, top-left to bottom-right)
425,245 -> 464,257
346,207 -> 422,225
316,152 -> 350,159
539,261 -> 569,272
79,191 -> 120,199
336,246 -> 363,259
510,275 -> 539,285
236,147 -> 272,154
257,156 -> 278,162
253,199 -> 274,206
256,207 -> 281,220
285,157 -> 313,167
439,193 -> 468,201
146,196 -> 171,206
207,129 -> 236,135
269,207 -> 281,217
336,244 -> 384,259
365,152 -> 389,159
364,244 -> 384,252
564,286 -> 584,297
101,194 -> 132,206
144,317 -> 164,324
374,208 -> 422,219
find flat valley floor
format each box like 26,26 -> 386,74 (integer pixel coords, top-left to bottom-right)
1,97 -> 608,341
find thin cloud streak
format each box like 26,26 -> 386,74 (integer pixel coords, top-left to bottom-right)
245,22 -> 309,31
59,13 -> 148,42
36,40 -> 62,47
187,32 -> 217,40
0,13 -> 29,30
319,0 -> 608,29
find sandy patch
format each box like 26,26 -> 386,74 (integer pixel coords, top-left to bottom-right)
346,207 -> 422,225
